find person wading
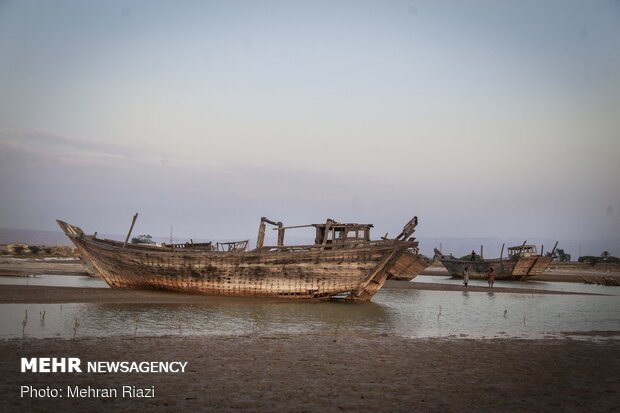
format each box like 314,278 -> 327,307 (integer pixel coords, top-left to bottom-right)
487,267 -> 495,288
463,266 -> 470,287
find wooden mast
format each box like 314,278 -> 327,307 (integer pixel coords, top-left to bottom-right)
123,213 -> 138,248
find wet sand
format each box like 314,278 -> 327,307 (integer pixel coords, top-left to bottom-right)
0,257 -> 88,277
1,262 -> 617,412
1,334 -> 617,412
0,281 -> 605,305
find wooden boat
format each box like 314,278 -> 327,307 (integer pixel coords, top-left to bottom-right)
435,242 -> 556,280
387,251 -> 432,281
57,216 -> 420,300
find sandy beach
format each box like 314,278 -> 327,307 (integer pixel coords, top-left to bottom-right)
0,257 -> 88,277
0,281 -> 606,305
1,334 -> 618,412
1,259 -> 618,412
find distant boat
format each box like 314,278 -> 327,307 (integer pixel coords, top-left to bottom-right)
435,242 -> 556,280
57,216 -> 420,301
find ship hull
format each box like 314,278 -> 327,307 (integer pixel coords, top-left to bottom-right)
58,221 -> 411,300
439,256 -> 552,280
388,251 -> 431,281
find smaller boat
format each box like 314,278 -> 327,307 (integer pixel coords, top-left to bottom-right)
436,242 -> 556,280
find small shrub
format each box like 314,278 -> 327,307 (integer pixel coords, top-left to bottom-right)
131,234 -> 154,244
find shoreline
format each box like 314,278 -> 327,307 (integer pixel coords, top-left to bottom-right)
0,281 -> 607,305
423,262 -> 620,283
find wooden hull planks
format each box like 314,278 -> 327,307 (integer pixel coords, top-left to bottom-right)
439,256 -> 552,280
57,220 -> 415,300
387,251 -> 431,281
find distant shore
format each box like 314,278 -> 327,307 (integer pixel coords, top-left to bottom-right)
0,257 -> 88,277
423,261 -> 620,283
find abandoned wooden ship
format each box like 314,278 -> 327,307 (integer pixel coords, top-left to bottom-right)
435,242 -> 556,280
57,216 -> 421,300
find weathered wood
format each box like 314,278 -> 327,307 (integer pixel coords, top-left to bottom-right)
550,241 -> 559,255
439,242 -> 552,281
58,216 -> 418,301
123,213 -> 139,248
275,224 -> 314,230
256,221 -> 266,249
387,250 -> 431,281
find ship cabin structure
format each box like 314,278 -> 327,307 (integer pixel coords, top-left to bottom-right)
255,217 -> 378,251
508,244 -> 538,258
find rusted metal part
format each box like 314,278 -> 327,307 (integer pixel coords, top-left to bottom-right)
57,216 -> 419,301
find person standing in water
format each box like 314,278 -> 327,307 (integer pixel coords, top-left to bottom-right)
487,267 -> 496,288
463,266 -> 470,287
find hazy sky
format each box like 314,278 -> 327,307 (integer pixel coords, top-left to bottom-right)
0,0 -> 619,243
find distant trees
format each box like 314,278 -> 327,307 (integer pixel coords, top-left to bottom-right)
545,248 -> 571,262
578,251 -> 620,264
131,234 -> 155,244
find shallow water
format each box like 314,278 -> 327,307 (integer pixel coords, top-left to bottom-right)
0,274 -> 108,288
413,275 -> 618,295
1,279 -> 618,340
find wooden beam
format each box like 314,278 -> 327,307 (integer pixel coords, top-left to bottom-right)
123,213 -> 138,248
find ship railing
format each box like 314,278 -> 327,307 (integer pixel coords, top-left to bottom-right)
256,239 -> 397,252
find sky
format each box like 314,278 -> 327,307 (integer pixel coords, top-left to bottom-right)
0,0 -> 619,250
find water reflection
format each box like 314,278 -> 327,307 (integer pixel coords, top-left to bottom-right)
0,275 -> 107,288
0,280 -> 618,340
413,275 -> 619,296
0,299 -> 398,340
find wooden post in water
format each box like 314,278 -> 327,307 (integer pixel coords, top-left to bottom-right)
123,213 -> 139,248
